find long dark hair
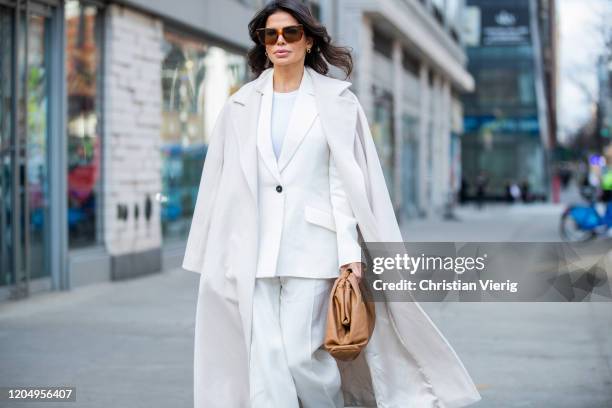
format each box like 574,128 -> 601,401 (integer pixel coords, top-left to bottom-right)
247,0 -> 353,79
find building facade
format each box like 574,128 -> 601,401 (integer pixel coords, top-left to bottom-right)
0,0 -> 472,300
598,55 -> 612,159
320,0 -> 474,223
461,0 -> 558,201
0,0 -> 257,300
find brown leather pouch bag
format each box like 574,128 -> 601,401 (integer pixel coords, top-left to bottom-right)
324,268 -> 375,361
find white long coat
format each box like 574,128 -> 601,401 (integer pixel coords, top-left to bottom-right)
182,66 -> 482,408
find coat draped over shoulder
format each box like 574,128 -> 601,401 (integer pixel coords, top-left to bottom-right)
183,66 -> 482,408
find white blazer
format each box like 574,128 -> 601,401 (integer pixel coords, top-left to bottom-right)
255,67 -> 361,279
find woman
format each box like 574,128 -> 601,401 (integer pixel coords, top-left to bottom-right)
182,1 -> 482,407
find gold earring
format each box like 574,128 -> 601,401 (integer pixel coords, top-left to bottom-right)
306,47 -> 311,53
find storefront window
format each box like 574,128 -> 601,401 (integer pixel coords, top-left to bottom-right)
0,6 -> 14,285
401,114 -> 419,218
26,13 -> 50,279
160,30 -> 246,241
65,1 -> 102,248
371,87 -> 396,208
461,133 -> 545,198
476,68 -> 520,106
474,67 -> 536,110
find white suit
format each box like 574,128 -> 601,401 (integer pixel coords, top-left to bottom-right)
182,66 -> 482,408
250,67 -> 360,407
255,66 -> 362,279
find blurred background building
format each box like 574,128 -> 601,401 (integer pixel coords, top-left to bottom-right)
0,0 -> 475,300
324,0 -> 474,222
4,0 -> 590,302
1,0 -> 255,300
598,55 -> 612,161
460,0 -> 558,202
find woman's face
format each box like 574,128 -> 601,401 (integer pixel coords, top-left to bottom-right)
263,11 -> 313,69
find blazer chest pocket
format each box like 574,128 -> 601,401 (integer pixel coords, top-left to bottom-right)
304,205 -> 336,232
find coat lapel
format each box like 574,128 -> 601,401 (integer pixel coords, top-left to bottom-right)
229,67 -> 348,204
306,67 -> 382,242
228,71 -> 269,206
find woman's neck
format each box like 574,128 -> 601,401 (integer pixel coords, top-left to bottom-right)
272,64 -> 304,93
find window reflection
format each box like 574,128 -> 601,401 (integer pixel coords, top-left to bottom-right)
401,114 -> 420,218
26,14 -> 50,279
160,30 -> 246,241
65,1 -> 101,248
372,87 -> 396,208
0,6 -> 13,284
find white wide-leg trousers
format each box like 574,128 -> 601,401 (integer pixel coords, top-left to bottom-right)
249,276 -> 344,408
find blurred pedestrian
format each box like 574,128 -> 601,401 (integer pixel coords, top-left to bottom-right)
602,167 -> 612,202
504,181 -> 512,203
520,179 -> 531,203
510,181 -> 521,203
601,165 -> 612,229
558,166 -> 571,188
459,177 -> 469,204
475,171 -> 488,210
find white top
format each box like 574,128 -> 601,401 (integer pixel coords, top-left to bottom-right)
270,89 -> 299,160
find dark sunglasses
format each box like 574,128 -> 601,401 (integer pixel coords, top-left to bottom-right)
256,24 -> 304,45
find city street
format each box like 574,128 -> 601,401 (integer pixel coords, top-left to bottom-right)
1,203 -> 612,407
1,0 -> 610,406
404,201 -> 566,242
405,202 -> 612,407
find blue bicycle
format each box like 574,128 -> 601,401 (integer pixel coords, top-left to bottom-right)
560,185 -> 612,242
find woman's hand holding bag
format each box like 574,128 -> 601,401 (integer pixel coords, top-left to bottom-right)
324,264 -> 375,361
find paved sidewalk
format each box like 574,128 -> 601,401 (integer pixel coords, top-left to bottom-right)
402,202 -> 566,242
1,203 -> 611,407
0,269 -> 200,408
403,202 -> 612,407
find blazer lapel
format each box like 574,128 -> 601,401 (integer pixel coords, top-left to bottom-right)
229,66 -> 355,208
276,68 -> 318,172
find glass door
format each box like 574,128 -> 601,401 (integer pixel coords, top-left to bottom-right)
0,4 -> 16,289
24,10 -> 51,282
0,1 -> 54,299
